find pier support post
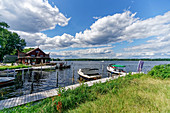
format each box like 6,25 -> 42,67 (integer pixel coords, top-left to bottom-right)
56,70 -> 58,87
41,63 -> 42,76
7,68 -> 9,77
13,70 -> 16,78
72,67 -> 74,84
31,71 -> 34,93
22,69 -> 24,86
28,67 -> 30,75
102,65 -> 104,75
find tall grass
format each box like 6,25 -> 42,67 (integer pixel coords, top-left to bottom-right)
68,76 -> 170,113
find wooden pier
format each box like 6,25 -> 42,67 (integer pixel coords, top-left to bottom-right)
0,74 -> 125,110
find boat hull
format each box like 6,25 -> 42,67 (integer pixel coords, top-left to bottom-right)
0,77 -> 15,87
77,69 -> 102,81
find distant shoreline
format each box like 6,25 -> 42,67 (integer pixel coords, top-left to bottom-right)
63,58 -> 170,61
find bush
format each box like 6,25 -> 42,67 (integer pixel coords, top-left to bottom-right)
148,64 -> 170,79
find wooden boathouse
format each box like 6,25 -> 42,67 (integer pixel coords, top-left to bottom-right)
18,48 -> 50,65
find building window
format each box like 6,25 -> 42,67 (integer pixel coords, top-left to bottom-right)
31,55 -> 35,57
36,51 -> 39,53
40,55 -> 43,57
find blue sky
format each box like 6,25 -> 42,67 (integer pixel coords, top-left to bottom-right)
1,0 -> 170,59
44,0 -> 170,36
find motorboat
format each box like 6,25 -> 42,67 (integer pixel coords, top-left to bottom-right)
0,77 -> 15,86
107,64 -> 126,75
77,68 -> 102,80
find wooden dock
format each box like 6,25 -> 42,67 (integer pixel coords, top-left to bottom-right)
0,74 -> 125,110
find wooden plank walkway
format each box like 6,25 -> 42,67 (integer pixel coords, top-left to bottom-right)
0,74 -> 125,110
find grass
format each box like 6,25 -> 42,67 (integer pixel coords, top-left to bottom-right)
0,64 -> 169,113
0,64 -> 31,71
68,76 -> 170,113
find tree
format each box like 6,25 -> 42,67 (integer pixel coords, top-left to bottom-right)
22,48 -> 34,53
0,22 -> 26,61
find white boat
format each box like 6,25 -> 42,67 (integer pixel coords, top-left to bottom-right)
107,64 -> 126,75
78,68 -> 102,80
0,77 -> 15,86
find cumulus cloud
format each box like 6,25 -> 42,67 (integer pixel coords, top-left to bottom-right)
14,10 -> 170,59
0,0 -> 70,33
1,1 -> 170,59
50,47 -> 114,59
75,11 -> 138,45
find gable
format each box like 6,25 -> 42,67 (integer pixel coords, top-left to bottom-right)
26,48 -> 47,56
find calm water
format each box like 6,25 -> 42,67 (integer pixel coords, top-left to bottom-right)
0,61 -> 170,99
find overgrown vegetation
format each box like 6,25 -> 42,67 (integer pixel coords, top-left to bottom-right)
22,48 -> 34,53
0,64 -> 31,71
69,76 -> 169,113
0,64 -> 169,113
148,64 -> 170,79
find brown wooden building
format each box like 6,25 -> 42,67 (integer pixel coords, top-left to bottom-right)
18,48 -> 50,65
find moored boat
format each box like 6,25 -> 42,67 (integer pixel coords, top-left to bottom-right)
0,77 -> 15,86
77,68 -> 102,80
107,64 -> 126,75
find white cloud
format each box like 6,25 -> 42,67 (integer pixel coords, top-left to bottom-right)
50,47 -> 114,59
2,1 -> 170,59
93,16 -> 101,19
0,0 -> 70,33
15,10 -> 170,58
75,11 -> 138,45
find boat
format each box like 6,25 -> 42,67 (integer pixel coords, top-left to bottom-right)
77,68 -> 102,80
107,64 -> 126,75
56,62 -> 71,69
0,77 -> 15,86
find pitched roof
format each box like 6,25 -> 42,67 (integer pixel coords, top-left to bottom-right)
26,48 -> 46,55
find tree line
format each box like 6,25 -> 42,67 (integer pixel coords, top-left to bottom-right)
64,58 -> 170,61
0,22 -> 26,62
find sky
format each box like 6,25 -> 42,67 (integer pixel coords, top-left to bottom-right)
0,0 -> 170,59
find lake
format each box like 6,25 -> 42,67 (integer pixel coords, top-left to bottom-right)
0,61 -> 170,100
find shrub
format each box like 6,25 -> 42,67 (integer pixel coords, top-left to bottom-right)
148,64 -> 170,79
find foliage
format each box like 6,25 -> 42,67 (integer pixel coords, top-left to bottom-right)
0,64 -> 31,71
51,58 -> 61,61
22,48 -> 34,53
0,22 -> 26,61
148,64 -> 170,79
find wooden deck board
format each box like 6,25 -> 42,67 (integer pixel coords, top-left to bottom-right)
0,74 -> 126,110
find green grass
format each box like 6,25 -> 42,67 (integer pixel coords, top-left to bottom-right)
68,76 -> 170,113
0,64 -> 31,71
0,64 -> 169,113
